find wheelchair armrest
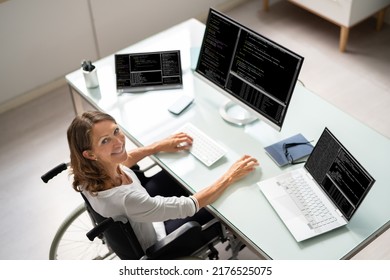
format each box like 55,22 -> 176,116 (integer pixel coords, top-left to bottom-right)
145,221 -> 202,259
87,218 -> 114,241
202,217 -> 221,231
86,215 -> 128,241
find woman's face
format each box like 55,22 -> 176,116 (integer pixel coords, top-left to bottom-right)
86,120 -> 127,165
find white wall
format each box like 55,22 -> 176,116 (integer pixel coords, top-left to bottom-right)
91,0 -> 240,57
0,0 -> 97,110
0,0 -> 247,112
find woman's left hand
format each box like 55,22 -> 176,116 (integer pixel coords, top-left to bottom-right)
156,132 -> 193,153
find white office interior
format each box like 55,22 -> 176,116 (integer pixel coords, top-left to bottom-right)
1,0 -> 390,260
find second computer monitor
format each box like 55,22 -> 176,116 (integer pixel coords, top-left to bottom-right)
195,8 -> 304,130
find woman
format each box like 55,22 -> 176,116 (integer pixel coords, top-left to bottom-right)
67,111 -> 259,250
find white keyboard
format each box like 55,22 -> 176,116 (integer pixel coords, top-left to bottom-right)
278,174 -> 337,230
177,123 -> 226,167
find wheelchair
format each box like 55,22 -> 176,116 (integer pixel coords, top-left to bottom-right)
42,162 -> 245,260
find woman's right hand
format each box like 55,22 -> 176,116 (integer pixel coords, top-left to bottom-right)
224,155 -> 259,185
193,155 -> 259,208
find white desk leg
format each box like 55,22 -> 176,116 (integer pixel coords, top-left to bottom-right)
69,84 -> 85,116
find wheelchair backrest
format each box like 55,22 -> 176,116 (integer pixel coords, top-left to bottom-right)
81,193 -> 145,260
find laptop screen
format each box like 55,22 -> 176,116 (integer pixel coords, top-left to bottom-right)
304,128 -> 375,220
115,50 -> 183,93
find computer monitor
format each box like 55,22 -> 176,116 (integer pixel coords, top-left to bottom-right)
195,8 -> 304,130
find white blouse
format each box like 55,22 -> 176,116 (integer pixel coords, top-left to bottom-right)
82,166 -> 199,250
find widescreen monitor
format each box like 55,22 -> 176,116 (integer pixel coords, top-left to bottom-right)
195,8 -> 304,130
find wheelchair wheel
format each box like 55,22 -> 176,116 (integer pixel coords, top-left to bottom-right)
49,203 -> 115,260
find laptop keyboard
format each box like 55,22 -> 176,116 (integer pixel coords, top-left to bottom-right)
278,174 -> 337,229
177,123 -> 226,167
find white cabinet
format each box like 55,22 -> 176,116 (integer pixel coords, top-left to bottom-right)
263,0 -> 390,51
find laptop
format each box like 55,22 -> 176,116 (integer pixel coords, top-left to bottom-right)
258,128 -> 375,242
115,50 -> 183,93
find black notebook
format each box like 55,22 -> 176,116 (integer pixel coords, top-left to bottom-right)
115,50 -> 183,93
264,133 -> 313,166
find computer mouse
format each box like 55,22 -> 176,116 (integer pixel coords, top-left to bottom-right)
177,142 -> 190,148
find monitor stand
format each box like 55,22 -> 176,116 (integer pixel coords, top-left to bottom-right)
219,100 -> 257,126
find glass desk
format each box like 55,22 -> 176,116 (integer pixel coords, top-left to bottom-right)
66,18 -> 390,259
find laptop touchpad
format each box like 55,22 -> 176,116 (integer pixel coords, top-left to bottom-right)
273,195 -> 302,220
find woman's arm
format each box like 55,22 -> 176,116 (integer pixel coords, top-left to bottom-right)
122,132 -> 193,168
193,155 -> 259,208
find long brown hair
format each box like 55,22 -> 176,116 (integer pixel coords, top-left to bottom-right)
67,111 -> 117,193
